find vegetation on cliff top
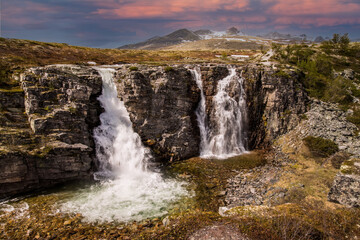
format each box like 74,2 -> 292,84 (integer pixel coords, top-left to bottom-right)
271,34 -> 360,128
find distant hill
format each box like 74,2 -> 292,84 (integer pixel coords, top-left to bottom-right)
118,27 -> 249,50
260,31 -> 292,40
314,36 -> 325,43
194,29 -> 213,36
118,29 -> 200,50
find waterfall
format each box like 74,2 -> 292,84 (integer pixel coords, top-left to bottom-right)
193,67 -> 247,159
93,68 -> 150,180
189,67 -> 208,154
61,67 -> 187,223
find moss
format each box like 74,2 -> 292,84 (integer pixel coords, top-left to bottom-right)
346,108 -> 360,128
32,145 -> 54,158
164,66 -> 174,72
303,136 -> 339,158
340,159 -> 360,175
0,88 -> 23,93
300,114 -> 308,120
129,66 -> 138,71
330,152 -> 350,169
167,152 -> 266,212
274,70 -> 291,78
68,106 -> 77,114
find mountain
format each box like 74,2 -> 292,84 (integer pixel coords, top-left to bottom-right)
260,31 -> 292,40
314,36 -> 325,43
227,27 -> 240,35
194,29 -> 213,36
118,29 -> 200,50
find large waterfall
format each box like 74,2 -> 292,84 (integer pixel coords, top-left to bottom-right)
192,67 -> 247,159
61,68 -> 188,223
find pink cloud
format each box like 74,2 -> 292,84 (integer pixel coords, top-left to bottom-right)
264,0 -> 360,28
92,0 -> 250,19
269,0 -> 360,15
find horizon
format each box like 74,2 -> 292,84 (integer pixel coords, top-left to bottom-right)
1,0 -> 360,48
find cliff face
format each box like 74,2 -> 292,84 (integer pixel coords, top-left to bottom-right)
0,64 -> 309,198
115,65 -> 200,161
241,65 -> 309,148
0,65 -> 102,198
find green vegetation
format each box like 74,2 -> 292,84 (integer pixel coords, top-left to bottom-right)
129,66 -> 138,71
164,66 -> 174,72
303,136 -> 339,157
330,152 -> 350,169
272,34 -> 360,109
168,152 -> 266,211
346,108 -> 360,127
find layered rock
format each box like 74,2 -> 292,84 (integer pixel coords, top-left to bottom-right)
114,65 -> 201,161
242,65 -> 309,148
0,65 -> 102,198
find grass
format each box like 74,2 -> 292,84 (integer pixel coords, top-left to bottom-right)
167,151 -> 266,211
303,136 -> 339,158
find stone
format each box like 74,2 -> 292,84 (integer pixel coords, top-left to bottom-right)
328,158 -> 360,207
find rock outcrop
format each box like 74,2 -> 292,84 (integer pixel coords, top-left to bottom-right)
328,158 -> 360,207
242,65 -> 309,148
115,65 -> 201,161
0,65 -> 102,198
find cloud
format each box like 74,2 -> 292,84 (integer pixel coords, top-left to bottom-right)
92,0 -> 250,19
266,0 -> 360,28
2,0 -> 360,47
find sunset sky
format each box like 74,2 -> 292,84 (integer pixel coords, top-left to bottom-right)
2,0 -> 360,48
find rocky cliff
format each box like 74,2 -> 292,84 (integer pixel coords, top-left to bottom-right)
0,65 -> 102,198
0,64 -> 309,198
114,65 -> 201,162
200,64 -> 309,149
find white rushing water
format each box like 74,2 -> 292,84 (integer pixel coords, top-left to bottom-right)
61,68 -> 188,223
193,67 -> 247,159
189,68 -> 208,155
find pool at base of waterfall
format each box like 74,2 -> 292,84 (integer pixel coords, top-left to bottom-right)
59,174 -> 189,223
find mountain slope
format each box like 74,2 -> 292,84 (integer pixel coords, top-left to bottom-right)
118,29 -> 200,50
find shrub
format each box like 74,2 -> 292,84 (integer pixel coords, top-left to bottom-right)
164,66 -> 174,72
0,62 -> 11,88
129,66 -> 138,71
347,109 -> 360,127
329,152 -> 350,169
303,136 -> 339,157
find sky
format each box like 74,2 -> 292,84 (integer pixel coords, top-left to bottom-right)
1,0 -> 360,48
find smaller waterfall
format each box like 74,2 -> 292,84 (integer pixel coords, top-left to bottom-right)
61,67 -> 188,223
189,68 -> 208,154
193,67 -> 247,159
